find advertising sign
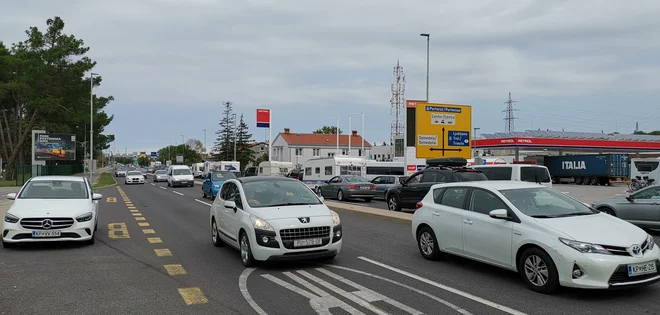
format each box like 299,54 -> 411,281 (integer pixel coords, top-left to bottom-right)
176,155 -> 184,164
415,103 -> 472,159
150,152 -> 158,157
256,109 -> 271,128
34,133 -> 76,161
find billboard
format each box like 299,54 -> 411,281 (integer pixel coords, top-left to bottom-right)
34,133 -> 77,161
256,109 -> 271,128
415,102 -> 472,159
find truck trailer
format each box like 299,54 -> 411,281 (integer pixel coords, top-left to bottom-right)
542,154 -> 629,185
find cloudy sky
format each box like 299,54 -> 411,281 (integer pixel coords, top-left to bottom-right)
2,0 -> 660,154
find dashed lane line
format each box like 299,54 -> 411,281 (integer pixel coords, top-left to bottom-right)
154,249 -> 172,257
135,217 -> 146,221
160,186 -> 167,190
173,191 -> 184,196
178,288 -> 208,305
195,199 -> 212,206
148,237 -> 163,244
151,183 -> 156,186
138,222 -> 150,227
142,229 -> 156,234
164,264 -> 187,276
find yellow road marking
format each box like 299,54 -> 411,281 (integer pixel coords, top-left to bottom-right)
142,229 -> 155,234
106,197 -> 117,203
125,203 -> 134,207
164,264 -> 187,275
130,209 -> 139,213
132,213 -> 142,216
108,223 -> 130,239
138,222 -> 150,227
154,249 -> 172,257
135,217 -> 146,221
147,237 -> 162,243
127,206 -> 136,209
178,288 -> 208,305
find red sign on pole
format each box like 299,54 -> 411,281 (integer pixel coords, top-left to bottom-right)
406,100 -> 425,108
256,109 -> 270,128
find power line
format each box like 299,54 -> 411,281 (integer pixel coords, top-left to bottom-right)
503,92 -> 518,133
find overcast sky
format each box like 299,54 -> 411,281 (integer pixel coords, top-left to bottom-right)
2,0 -> 660,154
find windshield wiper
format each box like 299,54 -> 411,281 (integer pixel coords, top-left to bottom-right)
268,202 -> 311,207
554,212 -> 595,217
529,214 -> 557,218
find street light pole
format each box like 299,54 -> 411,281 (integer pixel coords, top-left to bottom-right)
232,113 -> 237,161
181,135 -> 184,164
473,127 -> 480,158
89,72 -> 98,184
203,129 -> 207,157
420,33 -> 430,101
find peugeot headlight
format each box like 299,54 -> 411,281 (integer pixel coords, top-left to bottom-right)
4,212 -> 19,223
330,210 -> 340,226
76,212 -> 93,222
250,215 -> 274,231
559,237 -> 612,255
647,234 -> 655,250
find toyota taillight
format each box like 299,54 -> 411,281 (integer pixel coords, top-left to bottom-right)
347,185 -> 358,189
416,202 -> 423,209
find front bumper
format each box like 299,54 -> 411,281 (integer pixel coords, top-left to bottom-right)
345,189 -> 377,199
250,224 -> 342,262
172,180 -> 193,186
154,176 -> 167,182
125,177 -> 145,184
550,244 -> 660,289
2,219 -> 95,243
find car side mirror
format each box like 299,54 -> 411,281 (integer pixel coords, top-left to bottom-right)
626,195 -> 633,202
324,180 -> 329,184
224,200 -> 236,210
488,209 -> 509,219
6,193 -> 16,200
92,193 -> 103,200
400,180 -> 407,186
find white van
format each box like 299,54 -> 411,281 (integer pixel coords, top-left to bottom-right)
302,156 -> 366,188
191,162 -> 205,178
471,164 -> 553,188
630,158 -> 660,182
257,161 -> 293,177
364,161 -> 404,180
167,165 -> 195,187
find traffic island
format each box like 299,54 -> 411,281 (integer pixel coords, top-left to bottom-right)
93,172 -> 117,189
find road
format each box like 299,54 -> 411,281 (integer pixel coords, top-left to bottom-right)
1,179 -> 660,314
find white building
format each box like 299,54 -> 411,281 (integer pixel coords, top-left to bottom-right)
271,128 -> 372,169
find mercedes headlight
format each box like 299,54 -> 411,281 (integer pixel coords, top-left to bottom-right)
4,212 -> 19,223
559,237 -> 611,255
647,234 -> 655,250
250,215 -> 274,231
331,210 -> 340,226
76,212 -> 93,222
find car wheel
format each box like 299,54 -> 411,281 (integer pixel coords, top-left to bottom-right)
83,233 -> 95,245
519,247 -> 560,294
315,186 -> 322,195
203,190 -> 207,198
240,232 -> 257,267
94,220 -> 98,232
1,239 -> 16,248
167,182 -> 171,187
598,207 -> 616,216
211,219 -> 225,247
191,183 -> 194,187
363,198 -> 372,202
417,226 -> 441,260
337,190 -> 344,201
387,194 -> 401,211
319,254 -> 337,261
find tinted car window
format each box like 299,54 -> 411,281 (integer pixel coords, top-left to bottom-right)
439,187 -> 469,209
520,167 -> 551,183
470,189 -> 509,215
455,171 -> 488,181
475,167 -> 512,180
421,171 -> 447,183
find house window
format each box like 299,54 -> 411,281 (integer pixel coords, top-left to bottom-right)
328,152 -> 335,157
358,149 -> 362,156
313,148 -> 320,156
315,167 -> 320,174
295,148 -> 303,156
341,149 -> 348,155
325,166 -> 333,175
305,167 -> 312,176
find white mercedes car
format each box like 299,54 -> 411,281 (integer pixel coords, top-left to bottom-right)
209,176 -> 342,267
412,181 -> 660,294
125,170 -> 145,184
2,176 -> 102,248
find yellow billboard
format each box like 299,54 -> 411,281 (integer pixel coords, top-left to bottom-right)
415,102 -> 472,159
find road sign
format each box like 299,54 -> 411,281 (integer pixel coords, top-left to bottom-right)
256,109 -> 271,128
415,102 -> 471,159
150,152 -> 157,157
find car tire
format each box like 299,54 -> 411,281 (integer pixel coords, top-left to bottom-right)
203,190 -> 207,199
363,198 -> 373,202
518,247 -> 560,294
240,231 -> 257,267
83,234 -> 95,245
598,207 -> 616,216
1,239 -> 16,249
417,226 -> 441,261
315,186 -> 321,196
337,190 -> 345,201
211,219 -> 225,247
167,182 -> 171,187
191,183 -> 194,187
387,194 -> 401,211
94,220 -> 98,232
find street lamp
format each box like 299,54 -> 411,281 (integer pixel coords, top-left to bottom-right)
347,113 -> 365,157
420,33 -> 430,101
232,113 -> 237,161
473,127 -> 480,157
89,72 -> 99,184
202,129 -> 207,157
181,135 -> 184,164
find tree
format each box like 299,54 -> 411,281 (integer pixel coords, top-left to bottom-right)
634,130 -> 660,135
313,125 -> 342,134
186,138 -> 205,154
212,101 -> 236,161
0,17 -> 114,179
137,156 -> 149,167
156,144 -> 203,165
234,114 -> 254,171
253,152 -> 268,166
114,156 -> 132,165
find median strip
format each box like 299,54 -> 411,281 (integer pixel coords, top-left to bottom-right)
324,200 -> 412,222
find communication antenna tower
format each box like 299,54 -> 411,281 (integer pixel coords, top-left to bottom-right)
390,60 -> 406,144
503,92 -> 518,133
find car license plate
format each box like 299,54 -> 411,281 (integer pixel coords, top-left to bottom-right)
32,230 -> 61,237
628,261 -> 657,276
293,238 -> 322,247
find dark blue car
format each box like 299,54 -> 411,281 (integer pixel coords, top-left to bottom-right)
201,171 -> 237,199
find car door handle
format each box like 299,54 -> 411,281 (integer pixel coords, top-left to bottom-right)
463,219 -> 473,225
432,211 -> 440,216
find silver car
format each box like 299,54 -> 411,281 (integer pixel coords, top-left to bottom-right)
153,170 -> 168,182
370,175 -> 408,200
315,175 -> 377,202
591,185 -> 660,228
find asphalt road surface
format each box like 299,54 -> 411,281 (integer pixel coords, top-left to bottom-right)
1,179 -> 660,314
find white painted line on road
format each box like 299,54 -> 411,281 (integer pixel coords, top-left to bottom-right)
150,183 -> 155,186
239,268 -> 268,315
357,256 -> 527,315
195,199 -> 212,206
173,191 -> 184,196
159,186 -> 166,190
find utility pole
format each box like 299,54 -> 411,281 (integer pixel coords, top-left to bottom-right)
420,33 -> 430,101
503,92 -> 518,133
90,72 -> 98,183
232,113 -> 237,162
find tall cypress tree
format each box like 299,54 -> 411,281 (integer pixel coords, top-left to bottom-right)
212,101 -> 236,161
235,114 -> 254,170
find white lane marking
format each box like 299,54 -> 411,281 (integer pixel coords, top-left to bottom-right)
357,256 -> 527,315
173,191 -> 184,196
159,186 -> 166,190
195,199 -> 212,206
150,183 -> 155,186
561,191 -> 570,194
239,268 -> 268,315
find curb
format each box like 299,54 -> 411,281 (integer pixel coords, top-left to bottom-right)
93,182 -> 118,190
324,200 -> 413,222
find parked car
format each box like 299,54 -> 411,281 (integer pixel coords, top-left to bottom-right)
209,176 -> 342,266
412,181 -> 659,293
591,184 -> 660,229
370,175 -> 407,200
2,176 -> 102,248
315,175 -> 377,202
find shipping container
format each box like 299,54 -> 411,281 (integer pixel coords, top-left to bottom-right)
542,154 -> 629,185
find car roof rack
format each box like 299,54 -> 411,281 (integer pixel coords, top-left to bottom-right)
426,157 -> 468,168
